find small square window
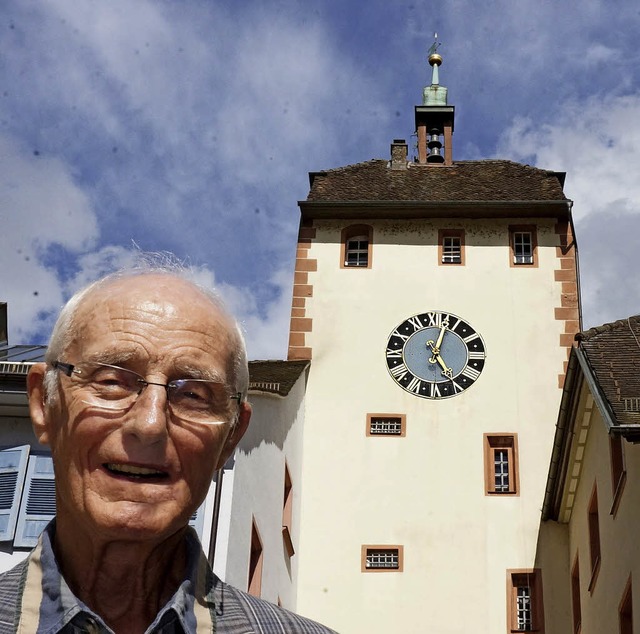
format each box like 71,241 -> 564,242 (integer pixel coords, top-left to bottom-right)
509,225 -> 537,267
345,237 -> 369,267
341,225 -> 373,269
367,413 -> 406,437
438,229 -> 465,265
484,434 -> 518,495
507,569 -> 544,633
361,545 -> 403,572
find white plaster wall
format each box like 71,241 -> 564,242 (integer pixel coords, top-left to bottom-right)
222,372 -> 307,611
567,403 -> 640,634
295,217 -> 568,633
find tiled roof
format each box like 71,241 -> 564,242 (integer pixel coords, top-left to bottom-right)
576,315 -> 640,426
248,360 -> 309,397
306,159 -> 567,202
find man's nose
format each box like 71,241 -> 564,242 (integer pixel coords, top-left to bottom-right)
122,383 -> 170,443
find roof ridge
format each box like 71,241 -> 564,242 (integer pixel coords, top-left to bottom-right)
576,314 -> 640,341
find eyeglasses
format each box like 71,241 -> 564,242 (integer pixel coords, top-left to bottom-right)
53,361 -> 242,425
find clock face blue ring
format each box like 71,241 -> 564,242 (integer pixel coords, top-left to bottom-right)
385,311 -> 486,399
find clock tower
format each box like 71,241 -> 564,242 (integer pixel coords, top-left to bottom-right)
287,43 -> 579,633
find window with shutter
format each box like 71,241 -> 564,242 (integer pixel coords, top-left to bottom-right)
0,445 -> 30,542
14,454 -> 56,548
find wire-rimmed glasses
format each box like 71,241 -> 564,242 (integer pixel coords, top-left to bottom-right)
53,361 -> 241,425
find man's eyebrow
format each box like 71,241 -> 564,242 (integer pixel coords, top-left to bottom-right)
84,350 -> 138,365
176,365 -> 226,383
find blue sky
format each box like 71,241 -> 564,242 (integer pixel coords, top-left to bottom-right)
2,0 -> 639,359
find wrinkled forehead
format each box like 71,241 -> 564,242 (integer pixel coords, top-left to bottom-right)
67,275 -> 237,372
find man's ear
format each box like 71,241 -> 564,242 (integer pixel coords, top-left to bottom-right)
216,401 -> 251,469
27,363 -> 52,446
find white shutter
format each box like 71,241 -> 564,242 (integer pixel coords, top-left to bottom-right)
14,454 -> 56,548
0,445 -> 30,541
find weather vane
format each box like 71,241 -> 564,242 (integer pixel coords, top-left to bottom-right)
427,32 -> 441,57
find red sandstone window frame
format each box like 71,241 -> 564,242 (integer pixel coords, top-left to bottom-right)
366,413 -> 406,437
509,225 -> 538,268
341,224 -> 373,269
484,434 -> 519,496
571,553 -> 581,634
282,462 -> 294,557
609,433 -> 626,517
587,483 -> 601,593
248,518 -> 263,597
619,574 -> 633,634
438,229 -> 465,265
507,569 -> 544,633
361,545 -> 404,573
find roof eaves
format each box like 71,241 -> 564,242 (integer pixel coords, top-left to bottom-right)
299,199 -> 571,220
542,347 -> 582,521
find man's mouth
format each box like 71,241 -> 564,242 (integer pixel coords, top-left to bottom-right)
104,463 -> 169,479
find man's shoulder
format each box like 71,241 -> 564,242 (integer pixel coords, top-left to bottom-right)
216,580 -> 338,634
0,558 -> 29,632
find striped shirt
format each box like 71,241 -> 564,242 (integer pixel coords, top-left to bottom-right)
0,523 -> 337,634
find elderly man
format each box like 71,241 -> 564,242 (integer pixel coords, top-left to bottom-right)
0,267 -> 335,633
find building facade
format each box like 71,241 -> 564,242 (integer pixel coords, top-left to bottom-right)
287,50 -> 579,632
539,316 -> 640,634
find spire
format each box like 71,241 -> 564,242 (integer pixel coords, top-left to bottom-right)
414,34 -> 455,165
423,33 -> 448,107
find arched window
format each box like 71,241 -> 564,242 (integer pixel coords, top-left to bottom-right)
341,224 -> 373,269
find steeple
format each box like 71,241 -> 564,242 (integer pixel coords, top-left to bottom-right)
415,34 -> 455,165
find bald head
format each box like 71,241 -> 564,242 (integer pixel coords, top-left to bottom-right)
44,269 -> 249,410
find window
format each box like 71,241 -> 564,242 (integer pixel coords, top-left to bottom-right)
361,545 -> 403,572
587,484 -> 601,592
341,225 -> 373,269
571,555 -> 581,634
509,225 -> 538,267
620,575 -> 633,634
248,519 -> 263,597
282,463 -> 294,557
610,434 -> 626,516
484,434 -> 519,495
366,413 -> 406,437
438,229 -> 465,265
507,569 -> 544,633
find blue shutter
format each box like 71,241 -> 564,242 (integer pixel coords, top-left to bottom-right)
189,500 -> 206,541
14,454 -> 56,548
0,445 -> 30,541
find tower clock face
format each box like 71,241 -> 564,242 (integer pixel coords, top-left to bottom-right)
385,311 -> 486,399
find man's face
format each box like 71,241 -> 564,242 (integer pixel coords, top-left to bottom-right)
30,275 -> 250,543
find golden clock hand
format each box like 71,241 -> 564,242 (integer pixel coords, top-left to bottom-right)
433,352 -> 453,379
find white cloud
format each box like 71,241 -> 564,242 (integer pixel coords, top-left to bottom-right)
496,93 -> 640,327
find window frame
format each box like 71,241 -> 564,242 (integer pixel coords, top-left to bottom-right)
361,545 -> 404,573
619,574 -> 633,634
507,569 -> 544,633
366,413 -> 406,437
438,229 -> 465,266
484,434 -> 519,496
282,462 -> 294,557
571,553 -> 581,634
509,225 -> 538,268
248,518 -> 263,597
609,433 -> 626,517
341,224 -> 373,269
587,483 -> 601,593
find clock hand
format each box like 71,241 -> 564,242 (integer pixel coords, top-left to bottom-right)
433,352 -> 453,379
428,319 -> 449,362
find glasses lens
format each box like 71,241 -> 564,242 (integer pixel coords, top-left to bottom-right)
167,379 -> 232,423
72,362 -> 141,409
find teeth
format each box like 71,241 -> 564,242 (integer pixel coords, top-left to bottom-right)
106,463 -> 165,477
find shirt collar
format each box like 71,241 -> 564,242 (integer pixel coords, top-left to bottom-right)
29,521 -> 209,634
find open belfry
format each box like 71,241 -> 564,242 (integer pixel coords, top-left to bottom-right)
288,39 -> 579,632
